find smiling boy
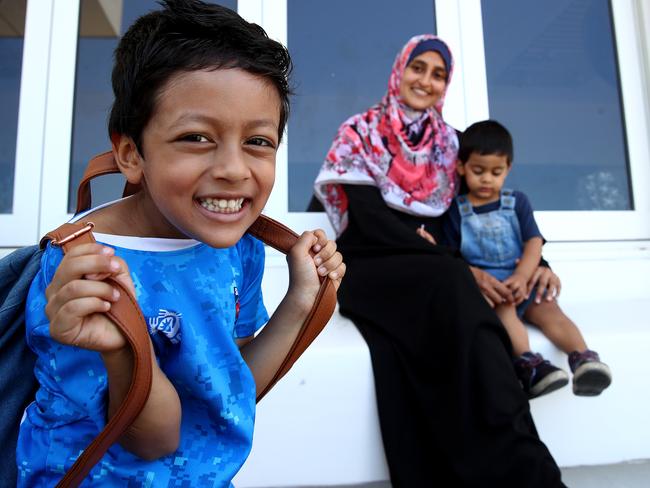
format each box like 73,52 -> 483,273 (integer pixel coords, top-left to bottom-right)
16,1 -> 345,486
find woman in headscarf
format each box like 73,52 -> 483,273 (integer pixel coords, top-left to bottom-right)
314,35 -> 566,487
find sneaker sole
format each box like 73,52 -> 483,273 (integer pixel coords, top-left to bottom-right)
573,363 -> 612,396
529,370 -> 569,399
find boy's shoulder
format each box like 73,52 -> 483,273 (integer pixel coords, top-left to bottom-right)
236,232 -> 266,267
504,188 -> 529,199
506,189 -> 534,210
0,246 -> 42,487
0,245 -> 44,323
443,195 -> 461,219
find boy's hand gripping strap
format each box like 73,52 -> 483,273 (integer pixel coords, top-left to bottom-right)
41,224 -> 153,488
45,152 -> 337,486
247,215 -> 337,401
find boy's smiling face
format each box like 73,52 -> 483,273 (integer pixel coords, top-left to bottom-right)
118,68 -> 280,247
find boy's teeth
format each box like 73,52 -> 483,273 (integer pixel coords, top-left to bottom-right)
199,197 -> 244,213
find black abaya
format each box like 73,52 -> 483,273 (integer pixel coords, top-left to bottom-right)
335,185 -> 565,487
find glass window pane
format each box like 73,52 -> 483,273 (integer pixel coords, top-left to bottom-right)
481,0 -> 631,210
0,0 -> 26,214
288,0 -> 436,212
68,0 -> 237,213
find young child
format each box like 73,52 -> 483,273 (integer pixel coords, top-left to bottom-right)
16,1 -> 345,486
442,120 -> 611,399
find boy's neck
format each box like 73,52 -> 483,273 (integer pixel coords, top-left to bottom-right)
85,193 -> 186,238
465,191 -> 501,207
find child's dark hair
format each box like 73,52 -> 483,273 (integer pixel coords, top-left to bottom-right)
108,0 -> 292,155
458,120 -> 513,165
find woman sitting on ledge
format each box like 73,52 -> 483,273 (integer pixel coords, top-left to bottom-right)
312,34 -> 566,487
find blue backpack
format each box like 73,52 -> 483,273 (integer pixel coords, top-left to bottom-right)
0,150 -> 147,487
0,218 -> 156,488
0,245 -> 43,486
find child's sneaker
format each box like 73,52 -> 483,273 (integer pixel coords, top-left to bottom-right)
568,349 -> 612,396
514,352 -> 569,399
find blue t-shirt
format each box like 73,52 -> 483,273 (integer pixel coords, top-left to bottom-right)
17,232 -> 269,487
442,190 -> 543,249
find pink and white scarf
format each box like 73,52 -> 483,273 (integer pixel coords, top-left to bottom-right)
314,34 -> 459,235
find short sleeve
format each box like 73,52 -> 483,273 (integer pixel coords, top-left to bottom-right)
24,244 -> 109,427
514,191 -> 543,242
441,199 -> 462,248
234,235 -> 269,338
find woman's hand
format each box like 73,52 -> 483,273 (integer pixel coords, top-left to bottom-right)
527,266 -> 561,304
286,229 -> 345,311
45,243 -> 135,352
469,266 -> 514,307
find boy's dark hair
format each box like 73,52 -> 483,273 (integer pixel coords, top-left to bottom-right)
458,120 -> 514,165
108,0 -> 293,154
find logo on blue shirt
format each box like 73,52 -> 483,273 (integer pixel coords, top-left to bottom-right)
148,309 -> 183,344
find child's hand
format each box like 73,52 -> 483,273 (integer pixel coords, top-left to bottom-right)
416,225 -> 436,245
503,272 -> 528,305
286,229 -> 345,311
45,243 -> 135,352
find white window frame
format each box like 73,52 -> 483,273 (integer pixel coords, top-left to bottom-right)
28,0 -> 650,244
439,0 -> 650,242
1,0 -> 53,247
38,0 -> 81,236
258,0 -> 650,243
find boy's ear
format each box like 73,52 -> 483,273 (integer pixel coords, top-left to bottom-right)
111,133 -> 144,184
456,163 -> 466,176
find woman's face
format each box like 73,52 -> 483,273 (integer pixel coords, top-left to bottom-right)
399,50 -> 447,111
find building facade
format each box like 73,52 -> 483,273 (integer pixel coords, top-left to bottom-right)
2,1 -> 650,485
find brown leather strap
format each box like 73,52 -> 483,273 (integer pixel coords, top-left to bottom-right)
42,223 -> 153,488
46,152 -> 337,485
76,151 -> 120,214
248,215 -> 337,401
76,151 -> 143,214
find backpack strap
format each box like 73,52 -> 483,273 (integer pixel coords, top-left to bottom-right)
247,215 -> 337,401
46,152 -> 336,485
75,151 -> 138,214
42,223 -> 153,488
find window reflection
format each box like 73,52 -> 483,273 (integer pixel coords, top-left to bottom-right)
288,0 -> 436,212
68,0 -> 237,213
481,0 -> 631,210
0,0 -> 26,213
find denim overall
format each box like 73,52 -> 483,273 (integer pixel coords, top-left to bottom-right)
458,189 -> 522,282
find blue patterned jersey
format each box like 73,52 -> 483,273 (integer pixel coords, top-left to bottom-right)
17,232 -> 269,487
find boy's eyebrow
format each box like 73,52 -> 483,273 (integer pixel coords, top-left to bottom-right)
169,113 -> 278,132
243,119 -> 279,131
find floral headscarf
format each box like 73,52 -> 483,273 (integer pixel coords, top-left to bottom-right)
314,34 -> 459,236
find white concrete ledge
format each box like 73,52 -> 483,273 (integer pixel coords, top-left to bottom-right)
235,312 -> 389,487
234,244 -> 650,487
